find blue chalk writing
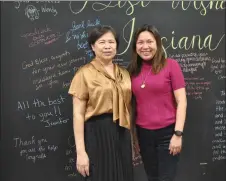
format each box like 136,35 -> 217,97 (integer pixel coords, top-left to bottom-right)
71,21 -> 85,31
77,40 -> 88,50
65,18 -> 101,45
85,50 -> 94,58
86,19 -> 101,27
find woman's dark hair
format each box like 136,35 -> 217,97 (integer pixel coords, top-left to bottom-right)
88,25 -> 119,56
127,24 -> 166,76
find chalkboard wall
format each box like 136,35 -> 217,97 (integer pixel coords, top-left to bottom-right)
1,1 -> 225,181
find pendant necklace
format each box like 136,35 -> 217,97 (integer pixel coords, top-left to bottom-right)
141,68 -> 152,89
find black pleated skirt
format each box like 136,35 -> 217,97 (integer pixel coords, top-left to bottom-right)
78,113 -> 133,181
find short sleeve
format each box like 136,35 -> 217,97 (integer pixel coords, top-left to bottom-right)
169,59 -> 186,90
68,68 -> 89,100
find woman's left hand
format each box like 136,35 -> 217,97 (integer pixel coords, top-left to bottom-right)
169,134 -> 182,156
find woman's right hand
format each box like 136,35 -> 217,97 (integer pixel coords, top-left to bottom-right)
76,152 -> 89,177
132,140 -> 140,159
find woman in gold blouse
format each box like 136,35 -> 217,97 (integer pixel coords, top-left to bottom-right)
68,26 -> 133,181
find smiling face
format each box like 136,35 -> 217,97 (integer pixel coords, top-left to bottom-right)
136,31 -> 157,62
91,31 -> 117,61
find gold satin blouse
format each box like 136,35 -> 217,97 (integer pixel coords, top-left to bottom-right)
68,59 -> 131,129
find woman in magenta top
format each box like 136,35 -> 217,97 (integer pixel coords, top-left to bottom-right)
128,24 -> 187,181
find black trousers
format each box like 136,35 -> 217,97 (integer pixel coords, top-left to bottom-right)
136,124 -> 179,181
